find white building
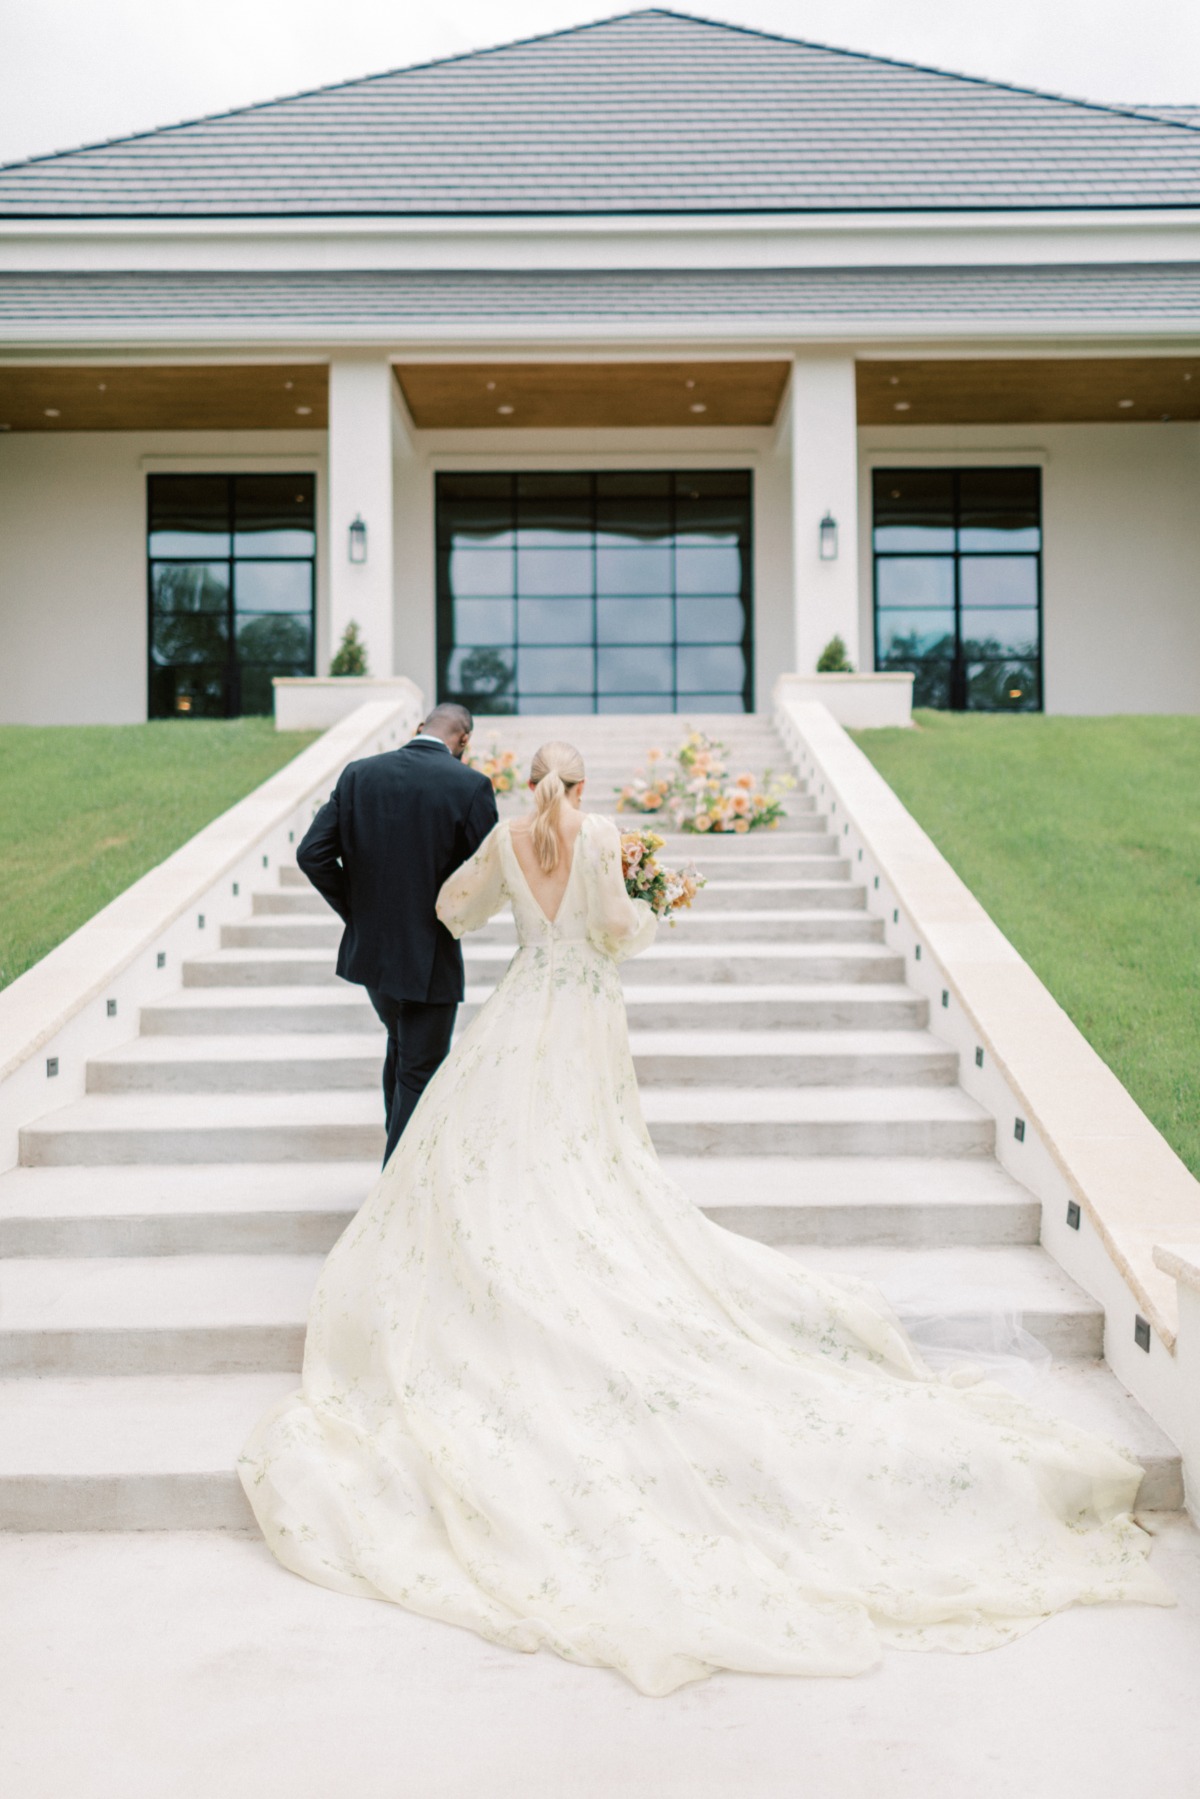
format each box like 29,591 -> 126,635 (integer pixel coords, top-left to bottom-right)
1,7 -> 1199,724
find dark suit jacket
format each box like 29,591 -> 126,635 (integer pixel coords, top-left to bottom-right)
296,737 -> 499,1004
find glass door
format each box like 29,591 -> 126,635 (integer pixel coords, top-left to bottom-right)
435,470 -> 753,714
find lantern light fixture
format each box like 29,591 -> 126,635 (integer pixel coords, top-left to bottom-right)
348,515 -> 368,564
819,513 -> 838,561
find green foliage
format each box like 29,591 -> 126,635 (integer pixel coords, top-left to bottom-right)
853,712 -> 1200,1178
329,620 -> 369,677
0,721 -> 319,990
816,635 -> 855,674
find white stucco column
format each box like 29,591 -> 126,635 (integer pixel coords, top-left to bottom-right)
326,356 -> 398,677
789,353 -> 861,674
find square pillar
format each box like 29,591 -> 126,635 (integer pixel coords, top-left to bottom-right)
789,354 -> 860,675
326,356 -> 397,677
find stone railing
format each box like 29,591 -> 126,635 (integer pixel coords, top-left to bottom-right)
775,684 -> 1200,1502
0,687 -> 423,1169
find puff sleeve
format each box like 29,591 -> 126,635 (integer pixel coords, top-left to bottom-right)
436,823 -> 507,938
581,815 -> 657,964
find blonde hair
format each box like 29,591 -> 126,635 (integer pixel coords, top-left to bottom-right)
529,741 -> 586,873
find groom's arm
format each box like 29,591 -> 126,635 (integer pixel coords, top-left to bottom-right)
460,777 -> 499,862
297,781 -> 350,923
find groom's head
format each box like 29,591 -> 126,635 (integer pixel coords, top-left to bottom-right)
421,703 -> 474,759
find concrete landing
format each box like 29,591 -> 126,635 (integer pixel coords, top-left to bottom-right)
0,1523 -> 1197,1799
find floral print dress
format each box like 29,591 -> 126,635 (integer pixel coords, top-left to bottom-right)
239,814 -> 1169,1697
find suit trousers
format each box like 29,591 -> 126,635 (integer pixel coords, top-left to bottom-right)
366,990 -> 458,1166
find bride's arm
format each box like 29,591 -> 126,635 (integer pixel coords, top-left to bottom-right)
581,816 -> 657,963
436,824 -> 507,937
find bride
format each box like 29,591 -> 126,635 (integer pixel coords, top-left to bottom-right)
240,740 -> 1169,1696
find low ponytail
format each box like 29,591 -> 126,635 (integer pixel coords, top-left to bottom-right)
529,741 -> 586,873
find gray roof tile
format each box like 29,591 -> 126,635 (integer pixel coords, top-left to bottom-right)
1,10 -> 1200,217
2,264 -> 1199,335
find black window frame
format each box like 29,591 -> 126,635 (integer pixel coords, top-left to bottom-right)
871,465 -> 1043,713
146,472 -> 317,719
434,469 -> 755,716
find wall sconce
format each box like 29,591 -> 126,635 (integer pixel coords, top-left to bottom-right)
819,513 -> 838,561
348,515 -> 367,564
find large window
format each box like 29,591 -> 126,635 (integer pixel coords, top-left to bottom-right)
873,467 -> 1042,712
436,470 -> 753,714
147,474 -> 316,718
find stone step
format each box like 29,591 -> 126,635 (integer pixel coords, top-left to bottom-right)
19,1083 -> 991,1167
180,939 -> 903,991
141,979 -> 930,1037
0,1155 -> 1040,1260
3,1355 -> 1178,1531
223,907 -> 883,952
85,1028 -> 956,1098
256,876 -> 870,917
0,1239 -> 1094,1386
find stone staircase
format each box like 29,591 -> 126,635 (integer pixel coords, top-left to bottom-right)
0,715 -> 1182,1530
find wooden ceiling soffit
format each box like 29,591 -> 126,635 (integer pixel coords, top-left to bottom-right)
394,361 -> 792,429
0,365 -> 328,432
857,358 -> 1200,426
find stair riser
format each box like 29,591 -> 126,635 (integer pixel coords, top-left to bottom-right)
6,1450 -> 1179,1533
0,1197 -> 1041,1259
142,1001 -> 380,1035
0,1473 -> 257,1533
0,1327 -> 303,1378
0,1300 -> 1098,1383
471,917 -> 884,946
181,950 -> 905,989
145,993 -> 930,1035
86,1048 -> 958,1097
648,1118 -> 996,1157
19,1113 -> 991,1167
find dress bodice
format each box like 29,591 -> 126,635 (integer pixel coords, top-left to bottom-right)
436,813 -> 656,962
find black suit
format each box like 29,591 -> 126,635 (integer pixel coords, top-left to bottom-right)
297,737 -> 498,1162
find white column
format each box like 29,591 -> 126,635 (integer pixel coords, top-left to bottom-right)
789,353 -> 861,675
326,356 -> 397,677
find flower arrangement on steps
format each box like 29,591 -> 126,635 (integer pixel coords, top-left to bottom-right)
620,830 -> 706,923
616,730 -> 793,833
463,738 -> 522,795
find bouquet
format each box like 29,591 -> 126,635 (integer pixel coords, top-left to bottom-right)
620,829 -> 705,925
617,729 -> 792,834
464,738 -> 521,795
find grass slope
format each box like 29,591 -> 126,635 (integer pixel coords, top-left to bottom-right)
0,721 -> 319,991
853,712 -> 1200,1179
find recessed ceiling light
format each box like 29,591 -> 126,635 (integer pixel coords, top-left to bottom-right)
43,407 -> 60,417
889,376 -> 901,386
485,381 -> 497,391
1184,373 -> 1193,382
294,405 -> 312,416
689,401 -> 707,413
893,401 -> 911,412
497,404 -> 514,415
96,382 -> 107,392
1117,399 -> 1135,408
284,380 -> 294,390
685,379 -> 696,389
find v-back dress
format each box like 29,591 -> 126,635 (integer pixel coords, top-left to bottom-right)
239,813 -> 1169,1696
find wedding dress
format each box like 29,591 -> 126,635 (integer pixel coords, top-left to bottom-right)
239,813 -> 1170,1696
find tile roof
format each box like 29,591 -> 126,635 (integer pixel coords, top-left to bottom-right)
2,265 -> 1198,338
1,10 -> 1200,218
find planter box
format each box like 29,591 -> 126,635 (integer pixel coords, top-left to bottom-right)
273,676 -> 424,733
774,673 -> 913,730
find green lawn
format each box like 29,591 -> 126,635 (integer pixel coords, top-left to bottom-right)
0,721 -> 320,991
852,712 -> 1200,1179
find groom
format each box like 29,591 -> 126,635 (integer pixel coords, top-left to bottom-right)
297,702 -> 499,1165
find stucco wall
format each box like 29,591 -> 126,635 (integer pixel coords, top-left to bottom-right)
0,431 -> 324,726
857,422 -> 1200,716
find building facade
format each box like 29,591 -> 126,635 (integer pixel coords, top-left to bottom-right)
1,8 -> 1199,723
